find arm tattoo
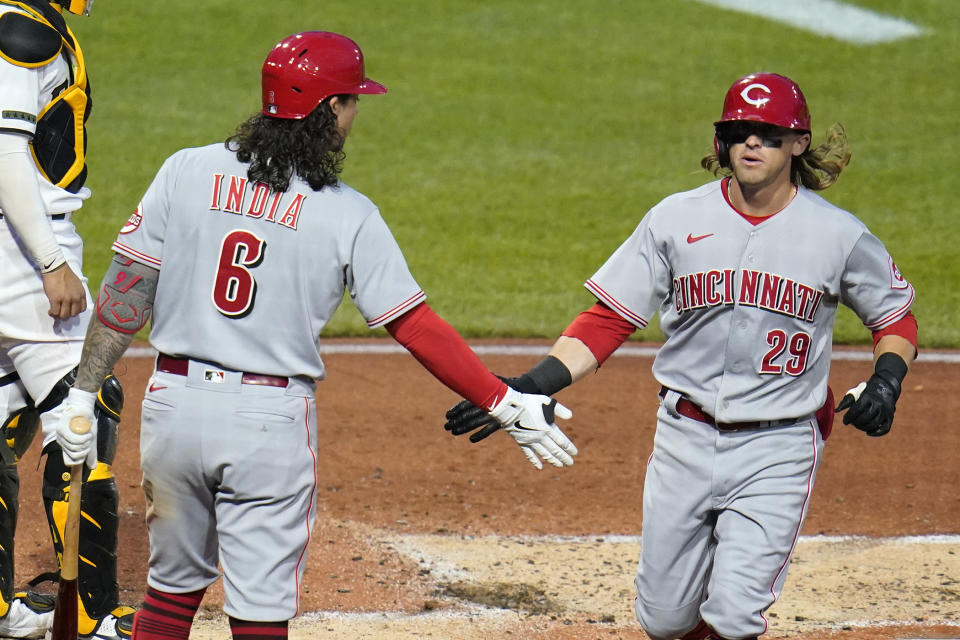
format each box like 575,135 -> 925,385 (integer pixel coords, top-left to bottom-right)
75,255 -> 160,392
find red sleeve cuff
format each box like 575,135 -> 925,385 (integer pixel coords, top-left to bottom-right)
561,302 -> 637,365
871,311 -> 918,355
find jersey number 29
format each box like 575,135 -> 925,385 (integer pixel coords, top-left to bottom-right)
760,329 -> 811,376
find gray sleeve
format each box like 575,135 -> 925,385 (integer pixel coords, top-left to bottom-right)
111,154 -> 178,268
346,210 -> 425,328
840,231 -> 915,330
585,212 -> 671,329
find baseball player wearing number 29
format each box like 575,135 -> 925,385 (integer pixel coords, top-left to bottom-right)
54,31 -> 576,640
445,73 -> 918,640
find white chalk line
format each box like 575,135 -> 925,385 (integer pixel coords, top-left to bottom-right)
290,531 -> 960,630
472,532 -> 960,545
122,343 -> 960,364
692,0 -> 927,44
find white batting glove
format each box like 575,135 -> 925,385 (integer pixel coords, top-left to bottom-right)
488,388 -> 578,470
56,388 -> 98,468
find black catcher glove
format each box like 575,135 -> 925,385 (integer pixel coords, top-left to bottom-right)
835,352 -> 908,437
443,356 -> 573,443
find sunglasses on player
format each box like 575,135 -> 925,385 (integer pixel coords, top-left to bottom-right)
716,122 -> 796,148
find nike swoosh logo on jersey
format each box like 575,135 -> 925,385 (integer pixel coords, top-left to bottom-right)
148,383 -> 167,393
686,233 -> 714,244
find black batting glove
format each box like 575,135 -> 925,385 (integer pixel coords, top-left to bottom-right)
444,375 -> 535,443
443,356 -> 574,444
835,353 -> 907,437
444,399 -> 499,441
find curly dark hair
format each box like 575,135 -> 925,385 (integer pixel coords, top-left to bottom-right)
225,96 -> 351,193
700,122 -> 852,191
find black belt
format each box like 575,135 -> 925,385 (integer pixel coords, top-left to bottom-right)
659,387 -> 803,431
0,213 -> 67,220
156,354 -> 290,388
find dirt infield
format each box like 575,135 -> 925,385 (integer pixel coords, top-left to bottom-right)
12,339 -> 960,639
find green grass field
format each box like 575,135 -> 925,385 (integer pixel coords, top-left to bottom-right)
70,0 -> 959,346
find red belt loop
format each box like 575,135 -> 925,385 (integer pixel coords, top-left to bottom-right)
156,354 -> 289,388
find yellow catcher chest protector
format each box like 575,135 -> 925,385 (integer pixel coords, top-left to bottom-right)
0,0 -> 90,192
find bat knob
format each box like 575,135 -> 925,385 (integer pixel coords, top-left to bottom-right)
69,415 -> 91,435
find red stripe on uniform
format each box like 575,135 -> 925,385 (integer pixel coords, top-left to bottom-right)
111,241 -> 162,268
864,288 -> 915,330
762,421 -> 819,635
584,279 -> 649,328
293,396 -> 317,613
366,291 -> 427,327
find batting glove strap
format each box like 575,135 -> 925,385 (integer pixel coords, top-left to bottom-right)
874,352 -> 908,393
524,356 -> 573,396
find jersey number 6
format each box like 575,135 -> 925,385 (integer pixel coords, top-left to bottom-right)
212,230 -> 267,318
760,329 -> 811,376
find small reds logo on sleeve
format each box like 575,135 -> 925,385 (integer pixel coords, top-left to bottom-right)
120,205 -> 143,234
889,256 -> 908,289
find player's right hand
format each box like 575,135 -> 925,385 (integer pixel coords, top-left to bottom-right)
488,388 -> 578,470
444,374 -> 536,442
41,263 -> 87,320
56,388 -> 99,468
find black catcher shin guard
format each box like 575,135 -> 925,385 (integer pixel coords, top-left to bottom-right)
41,374 -> 126,628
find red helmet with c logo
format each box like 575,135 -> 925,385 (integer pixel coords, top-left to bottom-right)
261,31 -> 387,120
715,72 -> 810,132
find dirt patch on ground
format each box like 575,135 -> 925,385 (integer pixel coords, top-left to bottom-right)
12,339 -> 960,639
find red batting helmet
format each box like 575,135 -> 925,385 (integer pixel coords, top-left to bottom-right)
261,31 -> 387,119
715,72 -> 811,132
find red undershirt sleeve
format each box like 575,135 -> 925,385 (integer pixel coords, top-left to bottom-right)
385,303 -> 508,410
561,302 -> 637,365
871,311 -> 918,356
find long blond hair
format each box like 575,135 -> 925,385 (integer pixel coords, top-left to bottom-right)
701,123 -> 852,191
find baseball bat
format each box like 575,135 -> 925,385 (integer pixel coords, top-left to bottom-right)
50,415 -> 91,640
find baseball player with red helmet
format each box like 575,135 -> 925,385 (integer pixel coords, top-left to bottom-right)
445,72 -> 917,639
0,1 -> 135,638
56,31 -> 576,640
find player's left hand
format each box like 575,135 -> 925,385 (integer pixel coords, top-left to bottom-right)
488,388 -> 578,469
444,375 -> 536,442
56,388 -> 99,468
41,263 -> 87,320
835,371 -> 901,437
445,399 -> 500,442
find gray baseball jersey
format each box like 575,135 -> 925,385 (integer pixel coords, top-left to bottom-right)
587,179 -> 914,422
587,178 -> 914,637
112,143 -> 424,379
113,143 -> 424,619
